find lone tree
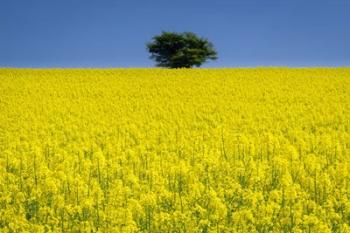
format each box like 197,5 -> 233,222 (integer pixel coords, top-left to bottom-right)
147,31 -> 217,68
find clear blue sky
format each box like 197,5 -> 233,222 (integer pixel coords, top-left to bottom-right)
1,0 -> 349,67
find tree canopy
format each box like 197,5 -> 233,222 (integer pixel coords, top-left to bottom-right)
147,32 -> 217,68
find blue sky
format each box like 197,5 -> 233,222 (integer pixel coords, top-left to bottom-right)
1,0 -> 349,67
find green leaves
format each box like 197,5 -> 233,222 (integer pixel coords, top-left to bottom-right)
147,32 -> 217,68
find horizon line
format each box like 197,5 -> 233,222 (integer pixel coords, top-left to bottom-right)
1,66 -> 350,70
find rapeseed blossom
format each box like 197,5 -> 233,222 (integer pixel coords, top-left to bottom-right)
0,68 -> 349,232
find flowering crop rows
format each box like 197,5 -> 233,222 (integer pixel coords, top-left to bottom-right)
0,68 -> 350,232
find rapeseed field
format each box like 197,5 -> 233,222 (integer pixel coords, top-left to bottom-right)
0,68 -> 350,232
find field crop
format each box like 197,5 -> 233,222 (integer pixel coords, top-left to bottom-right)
0,68 -> 350,232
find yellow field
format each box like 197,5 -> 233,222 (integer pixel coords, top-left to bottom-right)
0,68 -> 350,232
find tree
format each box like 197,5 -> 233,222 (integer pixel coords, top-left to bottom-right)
147,31 -> 217,68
